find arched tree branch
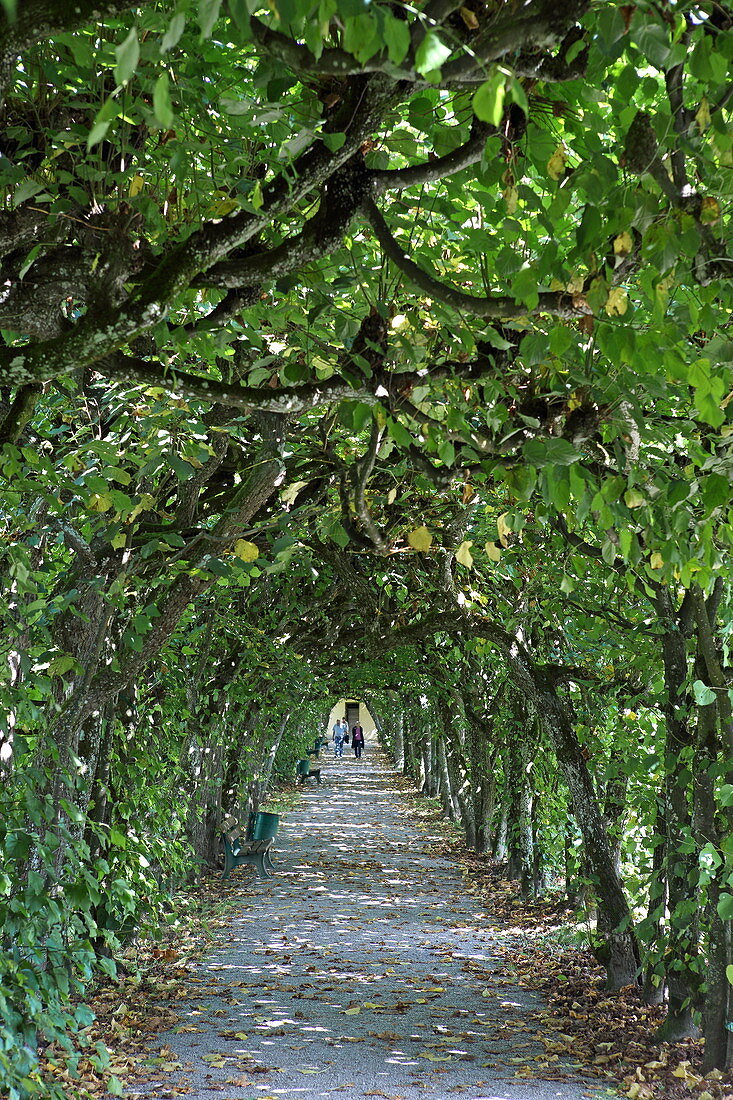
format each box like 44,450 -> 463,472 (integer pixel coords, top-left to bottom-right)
362,194 -> 590,320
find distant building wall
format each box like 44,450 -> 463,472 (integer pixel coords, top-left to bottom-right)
326,699 -> 378,743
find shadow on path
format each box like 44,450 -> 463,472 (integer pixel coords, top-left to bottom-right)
129,751 -> 609,1100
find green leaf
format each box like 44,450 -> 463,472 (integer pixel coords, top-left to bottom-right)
342,14 -> 380,64
27,870 -> 45,894
107,1076 -> 125,1097
438,440 -> 455,465
6,830 -> 32,860
510,265 -> 539,310
153,72 -> 174,129
701,472 -> 730,511
388,418 -> 414,449
508,76 -> 528,116
726,964 -> 733,987
48,654 -> 77,677
414,31 -> 452,76
198,0 -> 222,39
523,438 -> 579,467
167,454 -> 195,480
114,27 -> 139,86
87,95 -> 120,149
717,892 -> 733,921
161,12 -> 187,52
472,70 -> 505,126
383,14 -> 410,66
719,784 -> 733,809
351,402 -> 372,431
692,679 -> 716,706
329,523 -> 350,548
322,132 -> 346,152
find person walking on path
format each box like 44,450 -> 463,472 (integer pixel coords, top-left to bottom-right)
332,717 -> 347,757
351,722 -> 365,758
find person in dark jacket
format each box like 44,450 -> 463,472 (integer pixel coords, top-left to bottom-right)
351,723 -> 365,759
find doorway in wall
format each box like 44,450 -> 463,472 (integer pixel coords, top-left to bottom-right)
345,701 -> 360,729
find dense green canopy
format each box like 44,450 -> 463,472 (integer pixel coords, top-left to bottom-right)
1,0 -> 733,1095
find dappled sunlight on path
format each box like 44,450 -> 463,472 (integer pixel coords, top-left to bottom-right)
129,752 -> 604,1100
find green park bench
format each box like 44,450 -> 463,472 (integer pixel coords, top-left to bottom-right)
306,735 -> 327,758
220,811 -> 278,879
297,758 -> 321,784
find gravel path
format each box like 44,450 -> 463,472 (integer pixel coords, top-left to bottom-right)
129,750 -> 612,1100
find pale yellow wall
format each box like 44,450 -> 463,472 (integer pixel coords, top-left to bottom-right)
326,698 -> 378,742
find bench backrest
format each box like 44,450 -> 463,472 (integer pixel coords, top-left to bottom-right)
221,813 -> 241,841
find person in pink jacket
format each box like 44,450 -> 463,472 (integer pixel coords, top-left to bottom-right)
351,723 -> 365,759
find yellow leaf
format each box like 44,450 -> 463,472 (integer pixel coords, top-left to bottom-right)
281,479 -> 308,505
387,488 -> 397,504
605,286 -> 628,316
128,492 -> 155,523
613,231 -> 633,256
111,533 -> 127,549
455,540 -> 473,568
626,1086 -> 654,1100
129,173 -> 144,196
696,96 -> 711,131
503,184 -> 518,213
566,272 -> 584,295
459,5 -> 479,29
547,143 -> 567,181
344,1006 -> 361,1015
624,488 -> 644,509
497,512 -> 511,547
650,551 -> 664,569
700,196 -> 720,224
233,539 -> 259,562
485,540 -> 501,562
88,492 -> 113,513
212,197 -> 238,216
407,526 -> 432,552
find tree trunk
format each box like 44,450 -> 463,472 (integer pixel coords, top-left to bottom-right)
463,689 -> 499,855
692,586 -> 733,1069
642,793 -> 666,1005
420,726 -> 438,797
258,711 -> 290,803
438,699 -> 475,848
655,587 -> 701,1038
530,681 -> 639,989
493,798 -> 508,861
603,750 -> 629,879
437,734 -> 460,821
392,708 -> 405,770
